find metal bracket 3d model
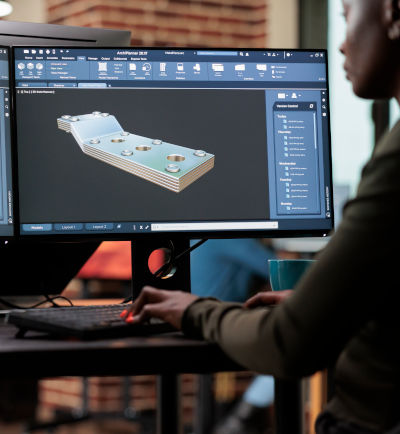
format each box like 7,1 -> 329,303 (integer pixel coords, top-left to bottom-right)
57,112 -> 215,193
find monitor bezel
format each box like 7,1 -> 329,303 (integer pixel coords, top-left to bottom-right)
11,45 -> 334,242
0,46 -> 15,240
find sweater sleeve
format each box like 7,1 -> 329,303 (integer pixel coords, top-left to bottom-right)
182,121 -> 400,380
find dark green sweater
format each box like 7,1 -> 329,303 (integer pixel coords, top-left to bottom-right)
182,120 -> 400,432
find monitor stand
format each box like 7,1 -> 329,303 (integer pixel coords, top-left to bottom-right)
130,238 -> 191,300
130,237 -> 191,434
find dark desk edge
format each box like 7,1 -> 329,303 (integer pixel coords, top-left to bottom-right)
0,324 -> 244,378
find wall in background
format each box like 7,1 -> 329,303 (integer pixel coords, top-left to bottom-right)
2,1 -> 300,49
5,0 -> 47,23
45,0 -> 269,47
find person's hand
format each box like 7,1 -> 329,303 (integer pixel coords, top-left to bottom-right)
120,286 -> 199,330
244,290 -> 293,309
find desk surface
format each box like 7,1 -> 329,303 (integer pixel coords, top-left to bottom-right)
0,323 -> 243,379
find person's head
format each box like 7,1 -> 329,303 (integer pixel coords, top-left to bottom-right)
340,0 -> 400,101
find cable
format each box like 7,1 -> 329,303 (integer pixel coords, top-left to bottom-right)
172,238 -> 208,262
153,239 -> 176,279
122,239 -> 208,303
0,294 -> 74,310
43,295 -> 74,307
1,241 -> 208,308
154,239 -> 208,279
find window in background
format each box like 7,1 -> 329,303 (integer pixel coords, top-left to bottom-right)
268,0 -> 299,48
328,0 -> 374,196
391,99 -> 400,128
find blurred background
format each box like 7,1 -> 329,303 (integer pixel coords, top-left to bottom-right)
1,1 -> 399,433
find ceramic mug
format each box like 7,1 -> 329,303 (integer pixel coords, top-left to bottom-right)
268,259 -> 315,291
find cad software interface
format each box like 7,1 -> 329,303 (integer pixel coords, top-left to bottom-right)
0,48 -> 13,237
13,47 -> 333,236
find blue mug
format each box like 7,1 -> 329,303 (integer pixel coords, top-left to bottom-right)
268,259 -> 315,291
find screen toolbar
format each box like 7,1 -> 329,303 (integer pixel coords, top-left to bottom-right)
14,48 -> 327,87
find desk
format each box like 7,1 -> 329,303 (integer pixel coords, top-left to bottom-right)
0,322 -> 242,434
74,244 -> 303,432
0,322 -> 303,434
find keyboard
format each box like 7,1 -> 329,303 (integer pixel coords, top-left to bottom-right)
6,304 -> 176,339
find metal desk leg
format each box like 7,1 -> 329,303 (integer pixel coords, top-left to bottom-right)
274,378 -> 302,434
157,374 -> 182,434
194,374 -> 214,434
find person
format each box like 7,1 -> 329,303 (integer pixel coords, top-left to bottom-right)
123,0 -> 400,432
190,239 -> 276,434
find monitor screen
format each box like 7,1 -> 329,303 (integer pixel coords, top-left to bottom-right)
0,47 -> 14,238
12,47 -> 333,239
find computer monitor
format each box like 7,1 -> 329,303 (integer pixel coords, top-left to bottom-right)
0,23 -> 131,297
0,22 -> 130,241
0,46 -> 14,239
11,46 -> 334,296
0,20 -> 131,46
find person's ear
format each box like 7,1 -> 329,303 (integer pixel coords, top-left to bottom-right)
385,0 -> 400,40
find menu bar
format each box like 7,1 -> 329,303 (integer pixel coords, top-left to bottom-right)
15,48 -> 326,63
14,48 -> 327,86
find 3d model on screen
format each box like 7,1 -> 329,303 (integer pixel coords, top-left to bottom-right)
57,112 -> 215,193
